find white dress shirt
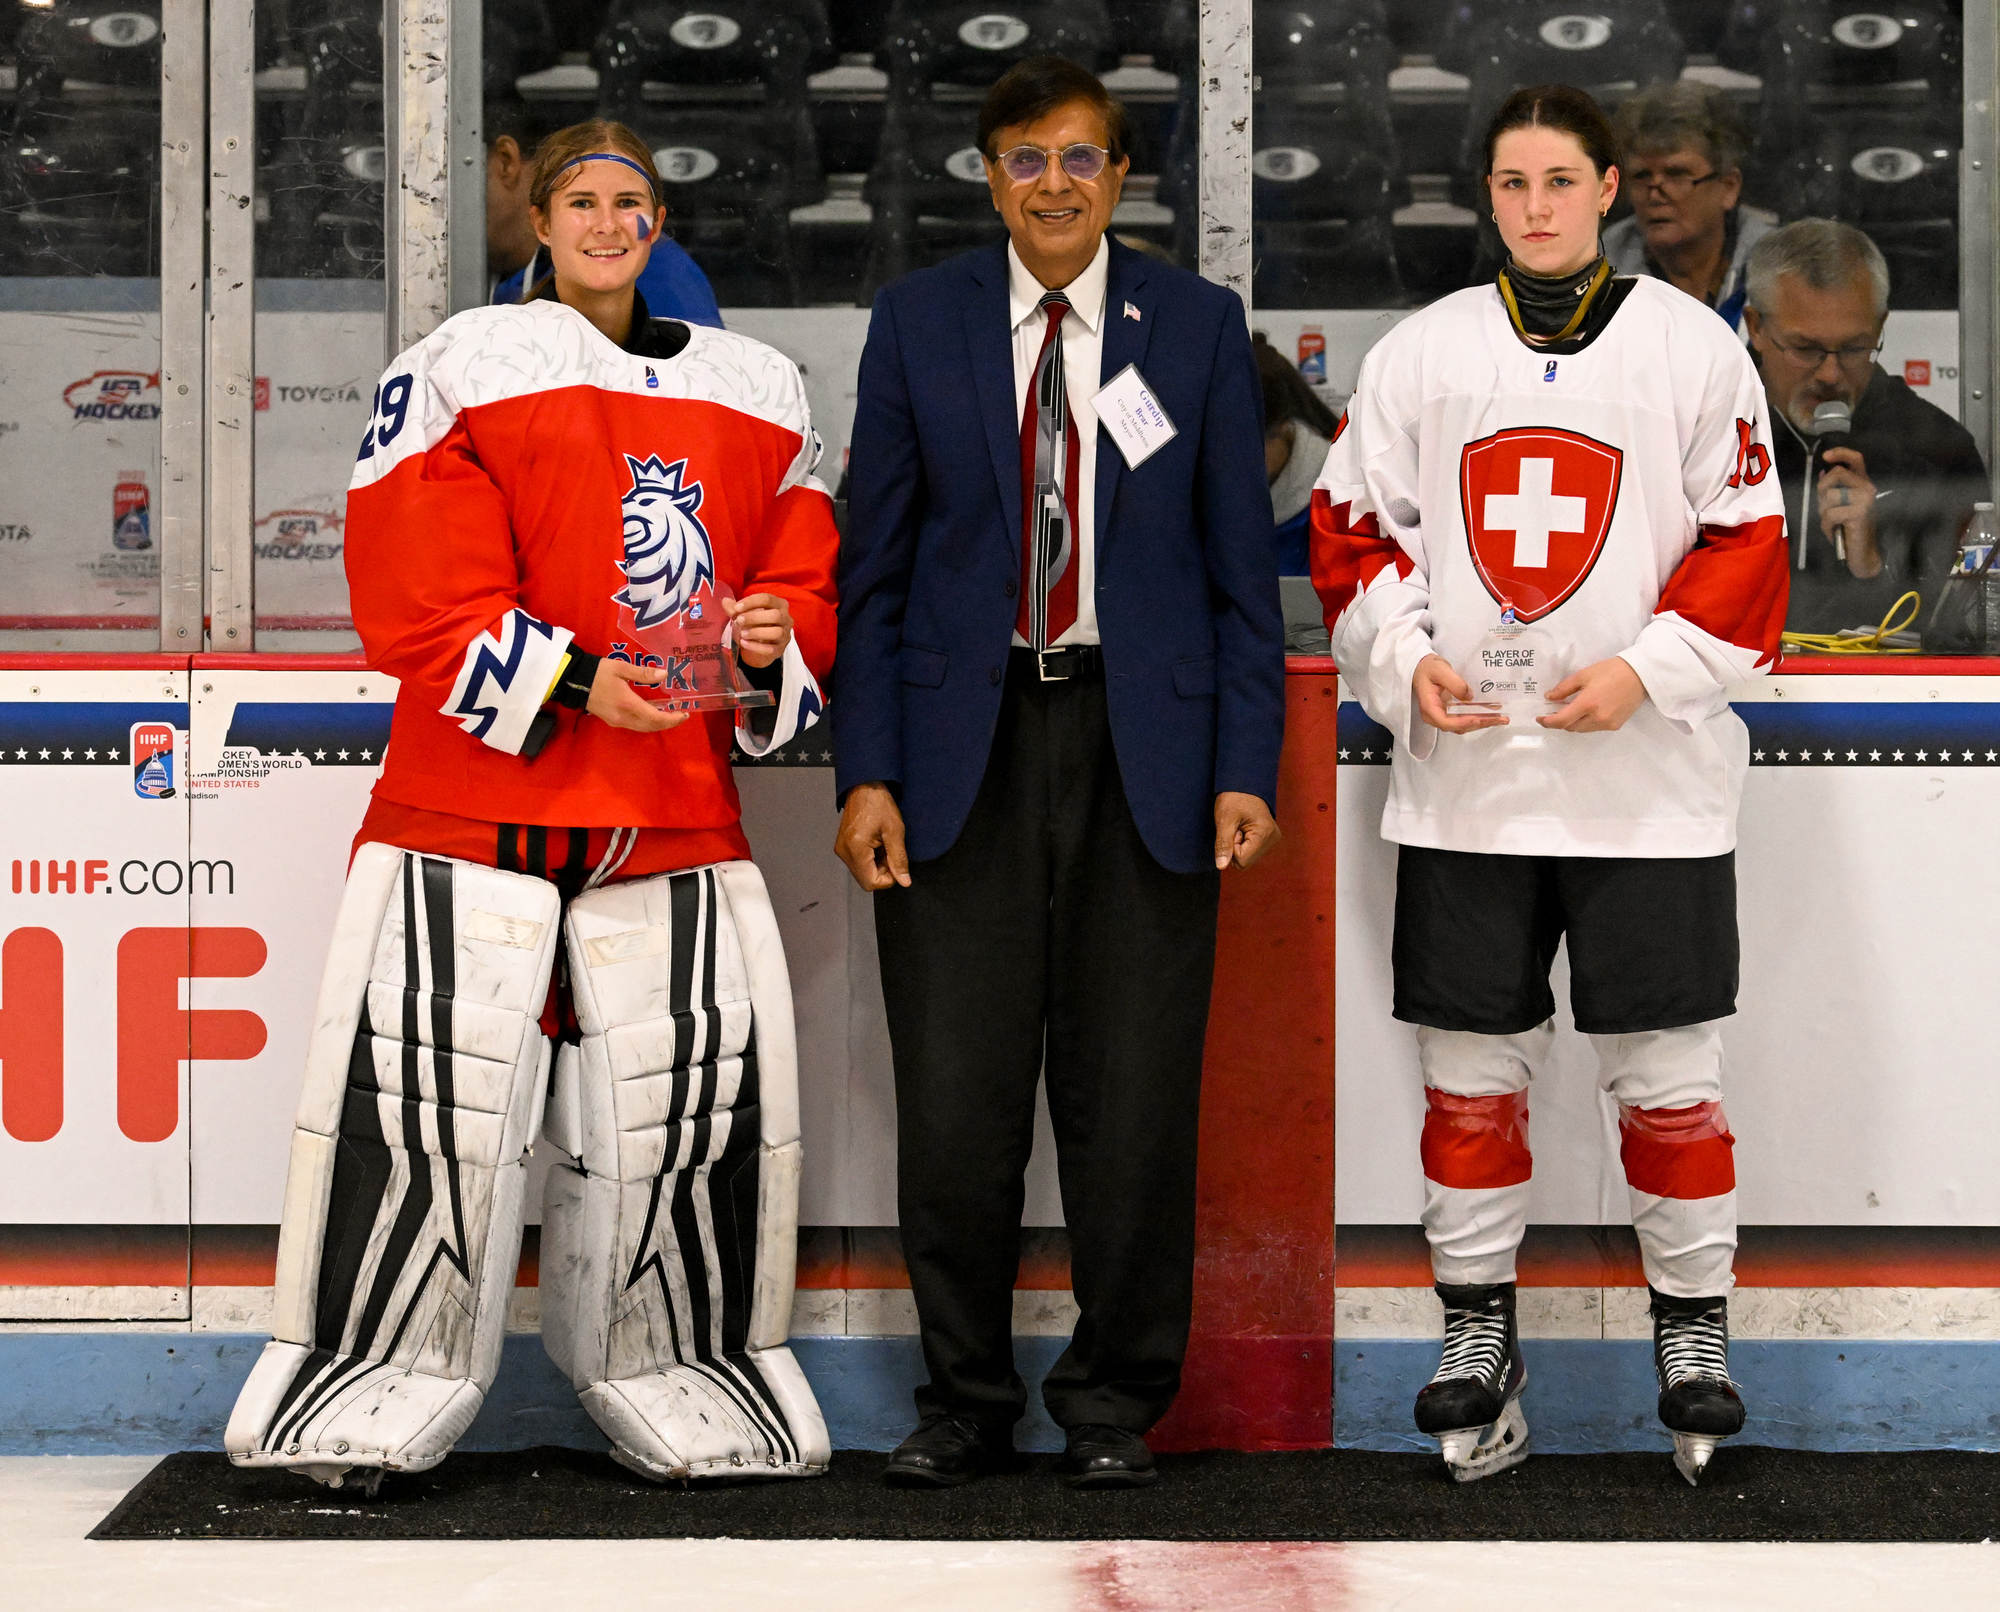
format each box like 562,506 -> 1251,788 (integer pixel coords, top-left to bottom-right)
1007,236 -> 1106,647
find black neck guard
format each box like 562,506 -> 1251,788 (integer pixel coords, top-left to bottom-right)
1497,254 -> 1634,354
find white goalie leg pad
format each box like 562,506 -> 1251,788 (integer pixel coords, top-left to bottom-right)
541,860 -> 830,1481
225,843 -> 560,1482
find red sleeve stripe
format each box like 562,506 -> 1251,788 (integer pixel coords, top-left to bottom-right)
1655,514 -> 1789,669
1309,488 -> 1411,625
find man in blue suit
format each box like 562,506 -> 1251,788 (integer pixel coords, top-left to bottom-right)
834,57 -> 1285,1491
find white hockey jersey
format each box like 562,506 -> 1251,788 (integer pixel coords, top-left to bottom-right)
1311,276 -> 1787,857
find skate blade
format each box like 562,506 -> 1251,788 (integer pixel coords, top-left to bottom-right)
1438,1397 -> 1530,1483
1672,1432 -> 1719,1487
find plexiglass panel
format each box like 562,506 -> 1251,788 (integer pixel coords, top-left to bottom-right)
0,0 -> 166,650
1250,0 -> 1991,652
250,0 -> 385,650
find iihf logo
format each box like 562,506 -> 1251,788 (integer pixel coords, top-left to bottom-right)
615,452 -> 714,628
131,722 -> 175,799
1500,606 -> 1519,626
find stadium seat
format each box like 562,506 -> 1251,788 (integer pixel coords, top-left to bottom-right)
876,1 -> 1115,90
485,0 -> 560,97
3,100 -> 158,276
625,108 -> 811,303
1443,1 -> 1686,205
592,0 -> 834,112
12,0 -> 161,96
1717,0 -> 1959,93
861,98 -> 1006,289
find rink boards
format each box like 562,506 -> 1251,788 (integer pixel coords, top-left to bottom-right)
1,657 -> 1998,1451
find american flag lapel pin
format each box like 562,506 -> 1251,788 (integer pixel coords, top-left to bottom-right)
1124,300 -> 1141,321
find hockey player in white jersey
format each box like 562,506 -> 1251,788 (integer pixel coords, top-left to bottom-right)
1311,86 -> 1787,1487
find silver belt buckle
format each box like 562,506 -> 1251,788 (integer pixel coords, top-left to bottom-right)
1037,648 -> 1065,682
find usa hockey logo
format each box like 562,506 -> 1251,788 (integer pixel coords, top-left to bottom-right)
615,453 -> 714,628
1460,427 -> 1623,622
131,722 -> 175,799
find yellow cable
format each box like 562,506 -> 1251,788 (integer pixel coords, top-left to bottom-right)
1780,591 -> 1923,656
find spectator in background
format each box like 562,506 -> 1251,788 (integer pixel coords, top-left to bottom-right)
1744,218 -> 1990,633
1253,331 -> 1340,575
485,99 -> 723,326
1605,82 -> 1773,334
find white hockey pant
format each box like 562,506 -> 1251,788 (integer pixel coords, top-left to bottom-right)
1417,1022 -> 1737,1297
225,845 -> 560,1480
539,861 -> 831,1480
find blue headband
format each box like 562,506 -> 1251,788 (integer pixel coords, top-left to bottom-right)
554,152 -> 658,196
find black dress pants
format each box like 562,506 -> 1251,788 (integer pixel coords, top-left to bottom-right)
872,655 -> 1221,1436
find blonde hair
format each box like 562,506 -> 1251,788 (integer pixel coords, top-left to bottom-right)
526,119 -> 660,215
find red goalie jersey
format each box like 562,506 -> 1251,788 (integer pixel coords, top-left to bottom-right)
1311,277 -> 1788,857
345,301 -> 837,831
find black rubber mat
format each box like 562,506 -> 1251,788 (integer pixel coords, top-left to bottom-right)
91,1446 -> 2000,1542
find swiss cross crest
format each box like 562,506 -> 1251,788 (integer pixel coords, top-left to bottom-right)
1458,427 -> 1623,621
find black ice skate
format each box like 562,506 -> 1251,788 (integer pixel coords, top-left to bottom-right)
1650,1287 -> 1745,1486
1414,1282 -> 1528,1482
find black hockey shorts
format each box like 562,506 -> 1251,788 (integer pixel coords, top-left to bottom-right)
1391,846 -> 1739,1037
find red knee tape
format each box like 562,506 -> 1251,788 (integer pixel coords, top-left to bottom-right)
1420,1089 -> 1532,1190
1618,1100 -> 1736,1200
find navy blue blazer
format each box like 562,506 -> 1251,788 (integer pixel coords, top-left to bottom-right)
833,238 -> 1285,876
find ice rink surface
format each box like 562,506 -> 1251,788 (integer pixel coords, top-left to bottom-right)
5,1458 -> 1993,1611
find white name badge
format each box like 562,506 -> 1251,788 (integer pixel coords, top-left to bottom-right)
1093,363 -> 1178,470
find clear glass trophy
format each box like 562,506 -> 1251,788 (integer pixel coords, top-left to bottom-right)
1445,606 -> 1563,724
618,586 -> 776,714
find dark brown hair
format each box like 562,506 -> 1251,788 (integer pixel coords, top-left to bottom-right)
1482,84 -> 1620,178
978,55 -> 1130,164
1252,332 -> 1340,440
526,118 -> 660,214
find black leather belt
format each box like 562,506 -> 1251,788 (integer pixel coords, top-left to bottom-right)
1013,644 -> 1104,682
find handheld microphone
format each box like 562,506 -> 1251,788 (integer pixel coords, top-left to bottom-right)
1808,400 -> 1856,560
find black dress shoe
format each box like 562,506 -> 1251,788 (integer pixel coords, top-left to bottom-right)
881,1414 -> 994,1488
1057,1423 -> 1158,1489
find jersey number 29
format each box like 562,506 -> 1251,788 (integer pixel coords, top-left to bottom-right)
356,375 -> 414,462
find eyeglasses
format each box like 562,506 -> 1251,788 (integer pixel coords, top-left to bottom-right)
995,143 -> 1112,184
1625,165 -> 1724,199
1764,334 -> 1883,372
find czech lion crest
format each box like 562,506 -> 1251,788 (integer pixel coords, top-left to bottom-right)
616,452 -> 714,628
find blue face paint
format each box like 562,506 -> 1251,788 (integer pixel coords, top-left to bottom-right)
634,213 -> 652,242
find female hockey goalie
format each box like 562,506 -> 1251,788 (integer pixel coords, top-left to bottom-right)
224,121 -> 836,1491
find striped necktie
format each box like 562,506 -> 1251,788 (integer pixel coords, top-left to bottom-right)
1017,289 -> 1081,648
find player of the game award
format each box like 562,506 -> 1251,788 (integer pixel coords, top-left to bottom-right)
623,586 -> 776,713
1445,605 -> 1563,723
